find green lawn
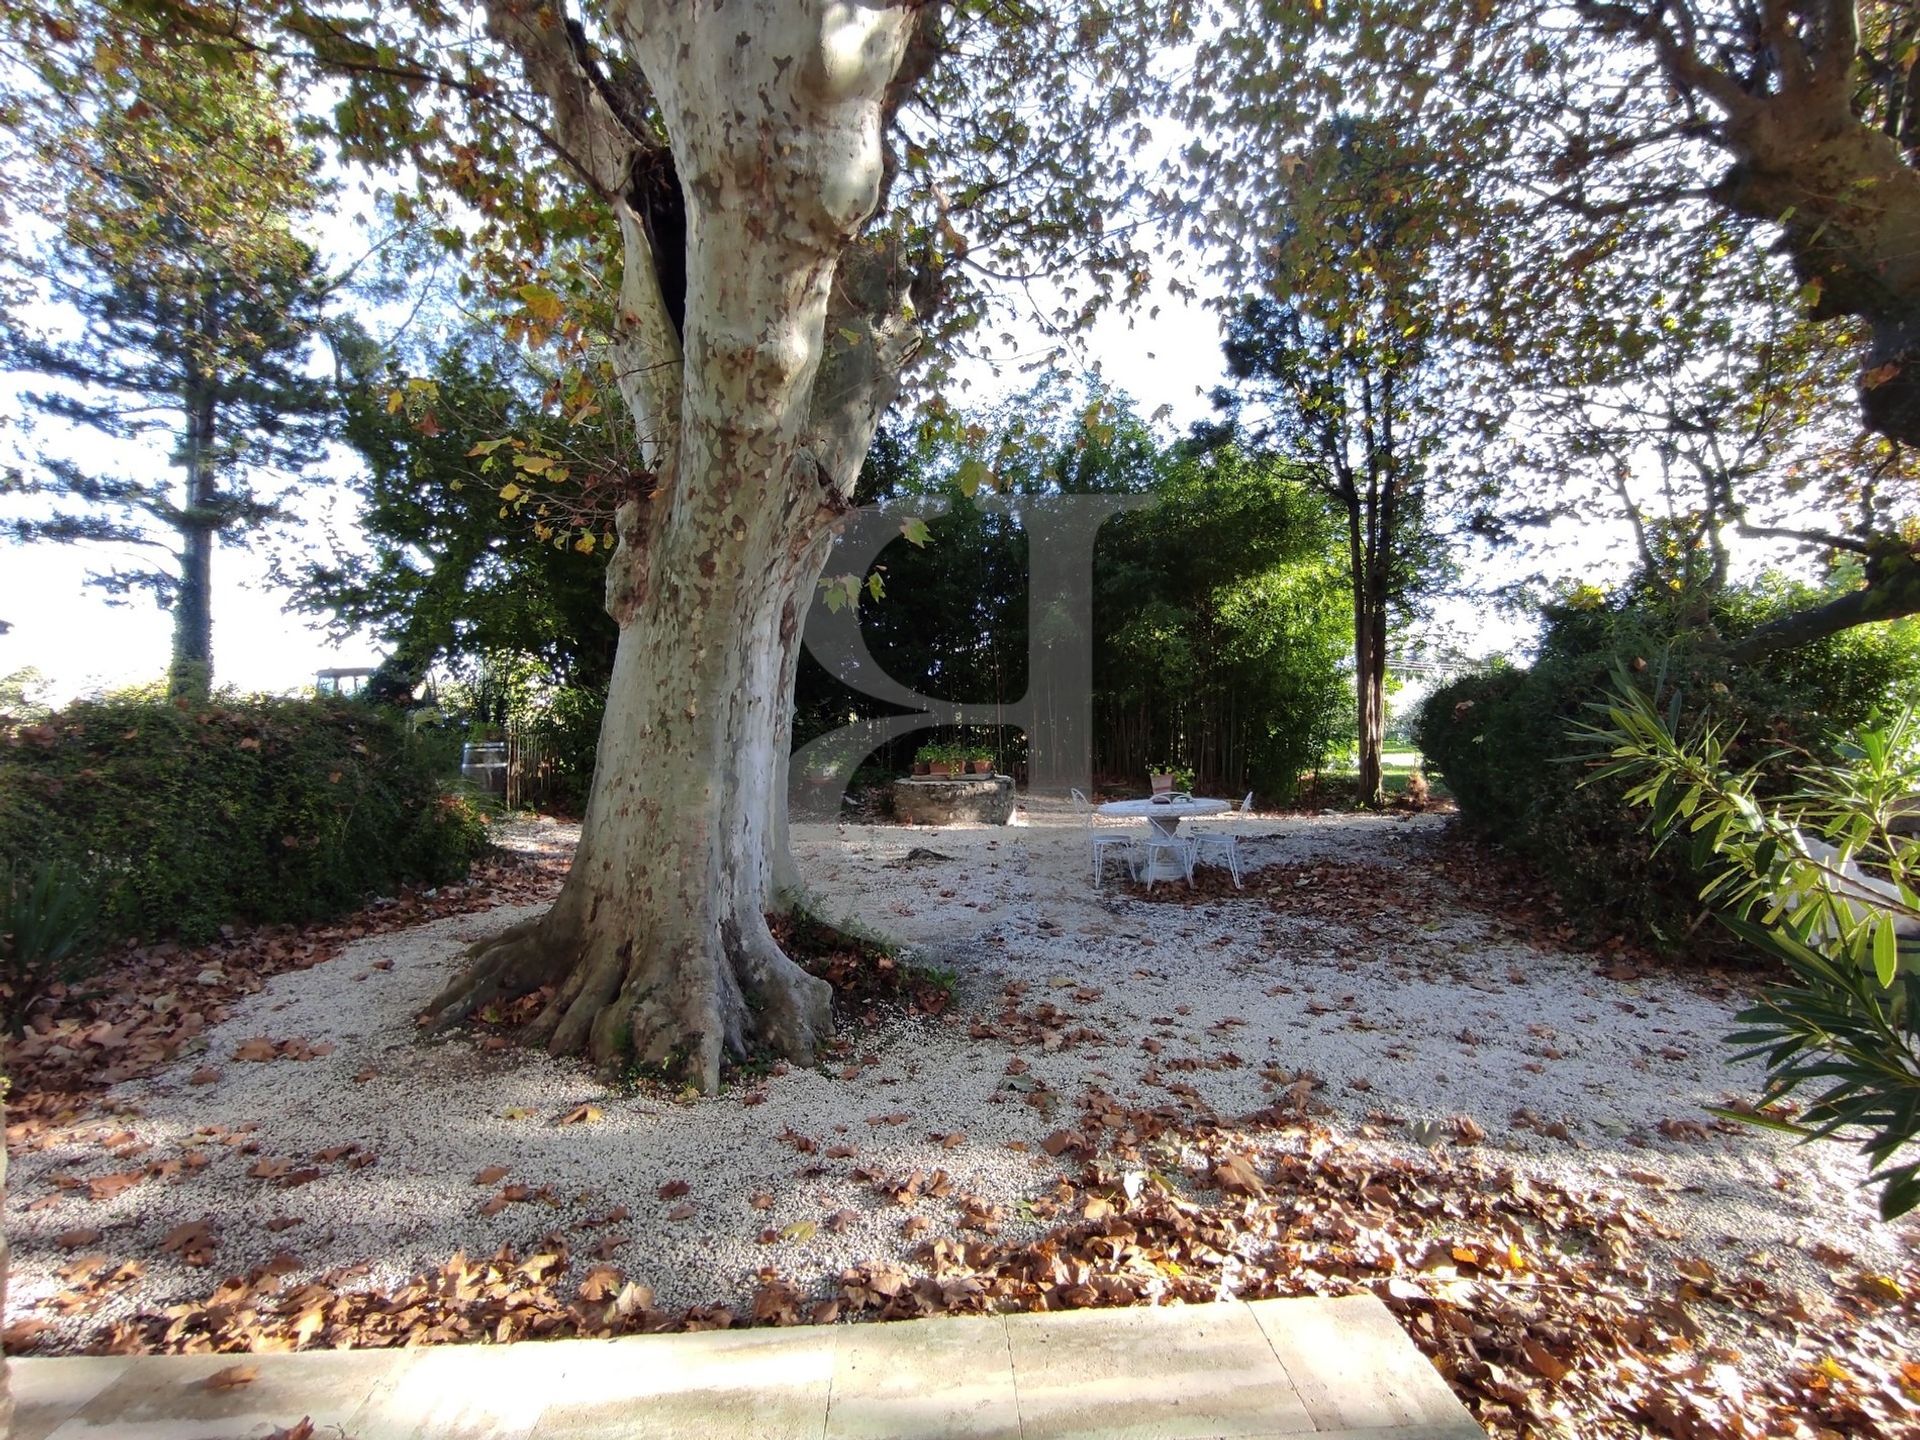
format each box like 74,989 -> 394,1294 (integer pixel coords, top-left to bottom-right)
1306,751 -> 1451,802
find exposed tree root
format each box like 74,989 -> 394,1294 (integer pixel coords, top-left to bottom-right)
419,917 -> 569,1036
419,901 -> 832,1094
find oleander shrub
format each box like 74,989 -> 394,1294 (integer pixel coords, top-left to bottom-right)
1417,580 -> 1920,957
0,696 -> 489,944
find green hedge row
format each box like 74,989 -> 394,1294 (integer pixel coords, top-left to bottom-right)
0,697 -> 489,944
1416,583 -> 1920,958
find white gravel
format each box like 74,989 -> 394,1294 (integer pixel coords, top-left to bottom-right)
9,803 -> 1917,1347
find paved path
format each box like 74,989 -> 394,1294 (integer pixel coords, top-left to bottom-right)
12,1295 -> 1484,1439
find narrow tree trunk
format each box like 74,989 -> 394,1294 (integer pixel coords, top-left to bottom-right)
1342,496 -> 1385,806
1359,599 -> 1388,807
1354,615 -> 1385,806
423,3 -> 928,1093
169,385 -> 217,703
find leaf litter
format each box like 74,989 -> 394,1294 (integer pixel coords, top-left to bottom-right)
4,807 -> 1916,1438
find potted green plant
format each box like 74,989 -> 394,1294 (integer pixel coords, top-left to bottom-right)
1149,762 -> 1193,795
963,743 -> 995,775
914,741 -> 962,777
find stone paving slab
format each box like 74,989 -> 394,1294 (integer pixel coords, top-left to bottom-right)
8,1295 -> 1486,1439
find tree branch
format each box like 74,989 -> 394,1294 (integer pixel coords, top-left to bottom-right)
1735,518 -> 1878,553
482,0 -> 645,199
1575,0 -> 1760,120
1734,557 -> 1920,658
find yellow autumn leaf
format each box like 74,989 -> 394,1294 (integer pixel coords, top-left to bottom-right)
517,282 -> 565,323
1859,1273 -> 1905,1302
499,482 -> 522,502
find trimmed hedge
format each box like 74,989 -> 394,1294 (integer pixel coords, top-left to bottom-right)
0,697 -> 488,943
1417,584 -> 1920,958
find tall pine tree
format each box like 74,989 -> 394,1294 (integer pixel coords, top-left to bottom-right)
3,49 -> 335,699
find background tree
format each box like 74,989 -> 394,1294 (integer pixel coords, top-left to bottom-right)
1093,444 -> 1349,798
796,386 -> 1168,774
1522,224 -> 1920,621
1,49 -> 337,700
292,338 -> 619,705
799,387 -> 1349,800
1204,121 -> 1467,806
1185,0 -> 1920,650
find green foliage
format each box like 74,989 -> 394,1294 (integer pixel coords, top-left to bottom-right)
519,684 -> 604,815
1149,763 -> 1195,792
1182,0 -> 1920,648
0,696 -> 488,944
2,858 -> 98,1031
0,667 -> 51,719
1584,683 -> 1920,1218
911,739 -> 994,767
799,392 -> 1350,800
1201,119 -> 1475,803
293,341 -> 619,703
1417,581 -> 1920,955
1097,444 -> 1350,800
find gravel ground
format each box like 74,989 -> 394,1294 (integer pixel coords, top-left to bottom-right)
8,802 -> 1916,1349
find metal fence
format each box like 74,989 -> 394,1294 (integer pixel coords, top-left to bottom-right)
460,725 -> 558,812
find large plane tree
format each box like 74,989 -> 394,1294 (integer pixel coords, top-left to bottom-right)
5,0 -> 1163,1091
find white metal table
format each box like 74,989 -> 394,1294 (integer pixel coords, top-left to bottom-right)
1098,796 -> 1231,883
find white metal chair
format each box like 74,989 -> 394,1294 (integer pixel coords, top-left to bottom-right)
1071,788 -> 1136,888
1189,791 -> 1254,888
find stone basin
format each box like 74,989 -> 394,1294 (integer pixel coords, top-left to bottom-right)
892,774 -> 1014,826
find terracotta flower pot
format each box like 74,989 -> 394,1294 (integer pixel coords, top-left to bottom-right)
969,759 -> 994,775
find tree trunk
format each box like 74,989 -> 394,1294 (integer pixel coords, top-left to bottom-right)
424,2 -> 929,1093
1353,611 -> 1385,807
169,385 -> 217,703
1710,100 -> 1920,449
1342,496 -> 1386,807
1361,600 -> 1387,806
